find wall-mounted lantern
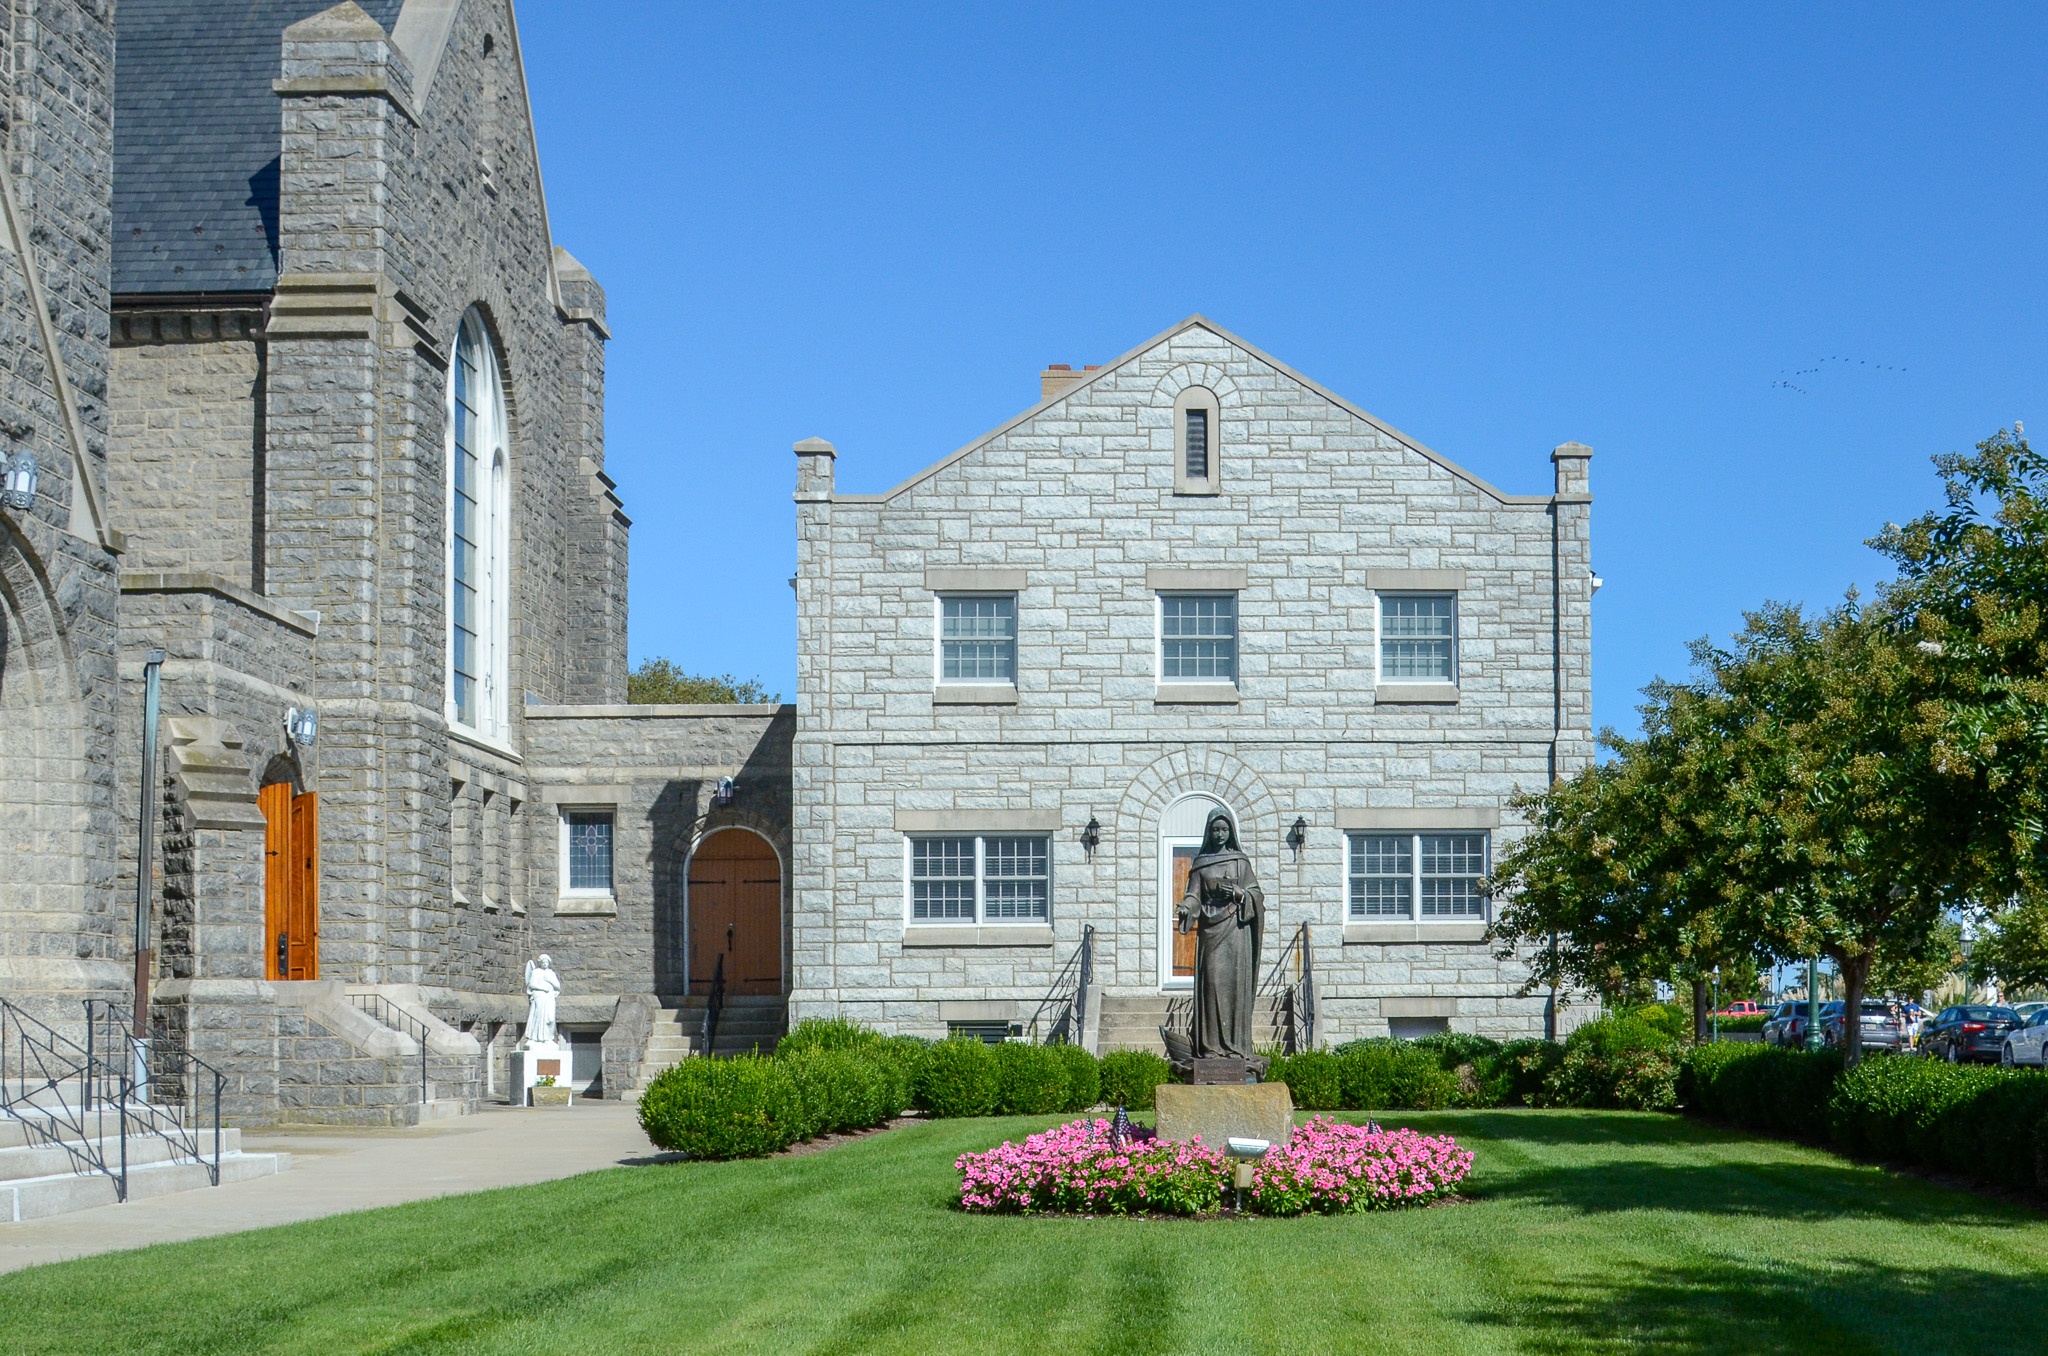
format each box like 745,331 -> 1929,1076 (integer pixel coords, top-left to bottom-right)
1287,816 -> 1308,853
285,705 -> 319,745
1081,815 -> 1102,855
2,449 -> 38,511
713,776 -> 736,806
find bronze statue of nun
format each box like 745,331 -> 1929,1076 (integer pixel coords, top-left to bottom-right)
1176,809 -> 1266,1060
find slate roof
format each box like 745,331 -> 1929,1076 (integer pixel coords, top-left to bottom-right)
114,0 -> 407,296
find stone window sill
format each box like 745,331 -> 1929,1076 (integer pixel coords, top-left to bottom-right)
556,894 -> 617,917
1154,683 -> 1240,705
933,684 -> 1018,706
1374,684 -> 1460,705
1343,922 -> 1488,945
901,924 -> 1055,948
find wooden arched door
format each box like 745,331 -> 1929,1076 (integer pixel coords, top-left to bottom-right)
688,829 -> 781,996
259,782 -> 319,979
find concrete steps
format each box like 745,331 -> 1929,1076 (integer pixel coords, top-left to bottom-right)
632,997 -> 787,1094
0,1107 -> 290,1223
1095,994 -> 1292,1055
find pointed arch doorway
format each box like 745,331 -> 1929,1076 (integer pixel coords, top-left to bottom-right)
687,829 -> 782,996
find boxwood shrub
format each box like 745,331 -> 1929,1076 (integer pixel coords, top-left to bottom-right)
638,1054 -> 803,1159
1099,1049 -> 1173,1110
1051,1041 -> 1101,1112
995,1041 -> 1070,1115
916,1036 -> 1002,1118
1266,1049 -> 1343,1109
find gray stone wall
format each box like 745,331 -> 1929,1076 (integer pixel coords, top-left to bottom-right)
0,0 -> 124,1028
792,320 -> 1595,1044
523,704 -> 795,1005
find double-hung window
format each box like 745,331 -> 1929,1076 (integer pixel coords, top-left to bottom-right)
909,835 -> 1049,924
1378,593 -> 1456,684
1347,831 -> 1488,921
938,595 -> 1016,683
1160,593 -> 1237,682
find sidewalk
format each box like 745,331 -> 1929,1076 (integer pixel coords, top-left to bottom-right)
0,1101 -> 662,1274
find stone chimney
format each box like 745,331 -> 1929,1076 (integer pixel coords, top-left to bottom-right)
1040,363 -> 1103,402
1551,441 -> 1592,497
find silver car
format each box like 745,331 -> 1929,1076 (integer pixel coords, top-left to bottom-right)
2001,1008 -> 2048,1068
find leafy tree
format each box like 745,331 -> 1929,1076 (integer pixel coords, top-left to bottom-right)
1968,904 -> 2048,994
1869,430 -> 2048,909
1868,915 -> 1964,1000
627,658 -> 780,706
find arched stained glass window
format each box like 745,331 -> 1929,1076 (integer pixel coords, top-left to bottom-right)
448,311 -> 510,739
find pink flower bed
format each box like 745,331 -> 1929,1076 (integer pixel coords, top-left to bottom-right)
955,1115 -> 1472,1216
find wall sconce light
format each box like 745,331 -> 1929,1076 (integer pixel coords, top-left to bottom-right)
2,449 -> 38,511
713,776 -> 736,806
1081,816 -> 1101,854
285,705 -> 319,745
1287,816 -> 1308,853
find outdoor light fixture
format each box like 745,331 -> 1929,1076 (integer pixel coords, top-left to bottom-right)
713,776 -> 736,806
1081,816 -> 1101,853
1287,816 -> 1308,852
285,705 -> 319,745
2,448 -> 37,511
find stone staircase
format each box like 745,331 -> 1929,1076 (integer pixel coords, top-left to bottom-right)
1,1099 -> 289,1222
1095,994 -> 1292,1055
631,996 -> 787,1094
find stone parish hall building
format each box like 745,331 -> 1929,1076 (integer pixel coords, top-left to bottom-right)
0,0 -> 1593,1136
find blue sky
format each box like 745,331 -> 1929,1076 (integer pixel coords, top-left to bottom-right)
520,3 -> 2048,734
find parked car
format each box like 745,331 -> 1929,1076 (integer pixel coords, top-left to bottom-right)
1715,1001 -> 1764,1018
2011,1000 -> 2048,1024
2000,1008 -> 2048,1068
1821,1000 -> 1907,1051
1918,1005 -> 2022,1064
1762,1002 -> 1812,1048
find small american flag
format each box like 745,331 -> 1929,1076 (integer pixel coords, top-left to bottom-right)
1110,1105 -> 1133,1149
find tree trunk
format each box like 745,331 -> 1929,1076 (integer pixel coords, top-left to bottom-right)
1691,977 -> 1710,1044
1839,952 -> 1872,1068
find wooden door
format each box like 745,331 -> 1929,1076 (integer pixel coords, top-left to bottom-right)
1171,846 -> 1198,980
260,784 -> 320,980
688,830 -> 781,996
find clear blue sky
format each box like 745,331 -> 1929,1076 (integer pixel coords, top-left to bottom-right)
520,3 -> 2048,734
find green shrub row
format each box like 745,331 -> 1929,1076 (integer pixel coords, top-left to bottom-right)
1681,1043 -> 2048,1195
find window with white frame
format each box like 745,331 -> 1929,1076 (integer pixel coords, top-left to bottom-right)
448,310 -> 511,739
560,809 -> 615,896
1378,593 -> 1456,684
908,835 -> 1049,923
938,594 -> 1016,682
1160,593 -> 1237,682
1348,831 -> 1488,920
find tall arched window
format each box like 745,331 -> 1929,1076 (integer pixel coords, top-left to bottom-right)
448,310 -> 511,740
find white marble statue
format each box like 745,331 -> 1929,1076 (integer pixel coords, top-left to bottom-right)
523,954 -> 562,1046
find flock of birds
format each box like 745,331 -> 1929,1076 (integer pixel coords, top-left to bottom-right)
1771,355 -> 1908,396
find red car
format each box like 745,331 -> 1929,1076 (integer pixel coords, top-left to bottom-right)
1714,1001 -> 1764,1017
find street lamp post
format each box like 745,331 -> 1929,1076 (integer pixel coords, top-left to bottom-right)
133,648 -> 165,1100
1804,956 -> 1824,1052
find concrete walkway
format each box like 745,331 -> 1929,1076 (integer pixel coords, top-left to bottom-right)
0,1102 -> 662,1274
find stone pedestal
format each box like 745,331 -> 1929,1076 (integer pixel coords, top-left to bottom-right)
510,1040 -> 568,1106
1154,1082 -> 1294,1149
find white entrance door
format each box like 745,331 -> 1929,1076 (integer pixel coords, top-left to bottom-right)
1158,796 -> 1227,992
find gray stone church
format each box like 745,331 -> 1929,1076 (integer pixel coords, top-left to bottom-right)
1,1 -> 1591,1129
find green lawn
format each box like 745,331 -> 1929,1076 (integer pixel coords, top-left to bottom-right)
3,1110 -> 2045,1355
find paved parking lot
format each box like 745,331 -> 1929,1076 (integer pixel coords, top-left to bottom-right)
0,1101 -> 660,1274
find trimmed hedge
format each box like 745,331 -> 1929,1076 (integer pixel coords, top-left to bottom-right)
994,1041 -> 1070,1115
1681,1042 -> 2048,1197
1052,1041 -> 1101,1112
1099,1049 -> 1173,1110
638,1055 -> 805,1159
915,1036 -> 1003,1118
1546,1016 -> 1681,1111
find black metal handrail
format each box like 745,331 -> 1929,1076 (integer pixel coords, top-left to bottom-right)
2,998 -> 130,1199
83,1000 -> 226,1186
1294,923 -> 1317,1053
348,992 -> 433,1108
1253,922 -> 1317,1054
1027,925 -> 1094,1045
699,953 -> 726,1057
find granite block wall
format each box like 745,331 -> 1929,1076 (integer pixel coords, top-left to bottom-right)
792,321 -> 1595,1044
